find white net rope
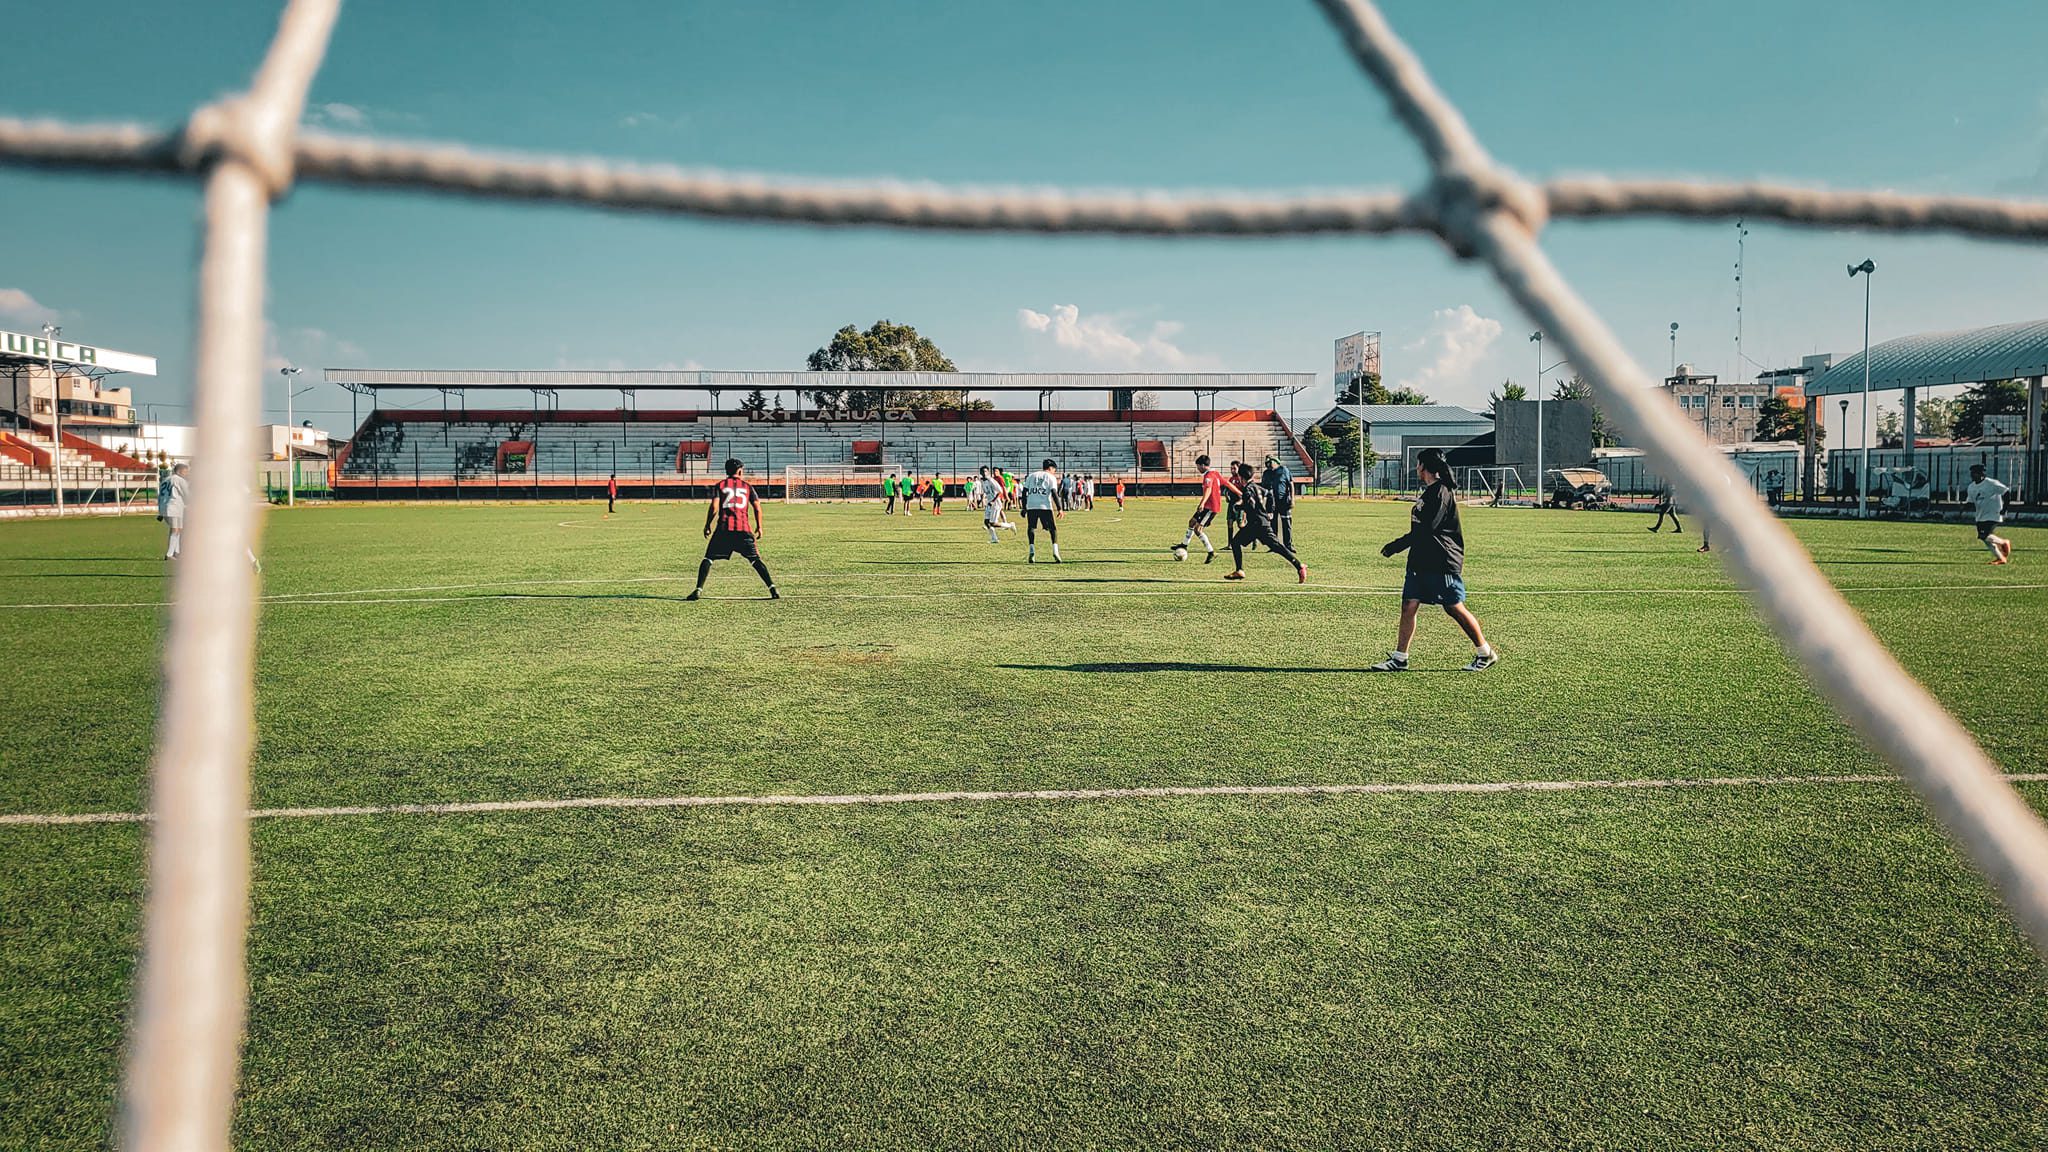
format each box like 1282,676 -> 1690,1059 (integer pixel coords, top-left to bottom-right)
4,0 -> 2045,1147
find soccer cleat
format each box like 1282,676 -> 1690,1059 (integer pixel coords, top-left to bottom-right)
769,586 -> 781,600
685,590 -> 701,601
1461,649 -> 1499,672
1224,570 -> 1246,580
1204,549 -> 1216,565
1364,653 -> 1408,673
2001,539 -> 2015,562
1297,565 -> 1308,584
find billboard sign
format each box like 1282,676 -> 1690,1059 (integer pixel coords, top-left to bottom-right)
0,329 -> 158,376
1335,332 -> 1367,382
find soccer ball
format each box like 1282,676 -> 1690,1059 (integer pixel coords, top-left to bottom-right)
1172,544 -> 1188,561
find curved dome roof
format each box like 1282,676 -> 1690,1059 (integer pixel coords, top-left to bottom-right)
1807,319 -> 2048,397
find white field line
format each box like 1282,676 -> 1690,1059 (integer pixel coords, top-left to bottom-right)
3,581 -> 2044,610
9,772 -> 2048,827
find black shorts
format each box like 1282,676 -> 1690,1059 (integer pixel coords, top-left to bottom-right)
1027,508 -> 1057,531
705,528 -> 760,561
1190,508 -> 1216,528
1977,521 -> 1999,540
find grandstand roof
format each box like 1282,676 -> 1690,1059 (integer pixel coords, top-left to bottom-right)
1805,319 -> 2048,397
324,369 -> 1315,394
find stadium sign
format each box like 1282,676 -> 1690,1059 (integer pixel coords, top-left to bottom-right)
0,329 -> 158,376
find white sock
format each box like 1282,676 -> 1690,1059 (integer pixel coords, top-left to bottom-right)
1052,543 -> 1061,559
1390,650 -> 1408,662
1477,643 -> 1493,657
1181,528 -> 1196,545
1197,531 -> 1213,551
1986,538 -> 2003,556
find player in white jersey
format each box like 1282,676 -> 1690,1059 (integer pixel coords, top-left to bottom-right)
977,466 -> 1015,542
1022,458 -> 1063,562
1965,464 -> 2015,564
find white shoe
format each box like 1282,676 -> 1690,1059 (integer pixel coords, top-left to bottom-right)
1365,653 -> 1408,673
1461,649 -> 1498,672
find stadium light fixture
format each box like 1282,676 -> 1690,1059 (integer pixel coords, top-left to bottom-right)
1848,259 -> 1876,517
1669,322 -> 1678,375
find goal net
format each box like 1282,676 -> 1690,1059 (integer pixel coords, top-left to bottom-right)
783,464 -> 893,503
1463,466 -> 1525,501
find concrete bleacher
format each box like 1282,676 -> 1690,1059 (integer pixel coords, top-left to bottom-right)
338,408 -> 1308,494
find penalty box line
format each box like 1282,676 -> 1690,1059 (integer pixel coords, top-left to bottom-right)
8,772 -> 2048,827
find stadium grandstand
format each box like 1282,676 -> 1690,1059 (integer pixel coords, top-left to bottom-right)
1,327 -> 160,510
326,370 -> 1317,499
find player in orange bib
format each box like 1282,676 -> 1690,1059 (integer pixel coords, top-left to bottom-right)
1172,454 -> 1224,563
687,458 -> 779,601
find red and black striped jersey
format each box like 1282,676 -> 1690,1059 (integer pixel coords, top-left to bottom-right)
715,477 -> 758,533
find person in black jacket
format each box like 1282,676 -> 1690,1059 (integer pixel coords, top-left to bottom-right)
1260,454 -> 1296,549
1367,447 -> 1497,672
1223,461 -> 1307,583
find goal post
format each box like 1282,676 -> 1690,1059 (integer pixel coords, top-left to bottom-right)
782,464 -> 891,502
1463,466 -> 1526,502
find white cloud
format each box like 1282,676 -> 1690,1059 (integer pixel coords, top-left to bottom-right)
1397,305 -> 1502,397
0,288 -> 61,327
302,102 -> 417,131
1017,304 -> 1213,369
265,323 -> 366,375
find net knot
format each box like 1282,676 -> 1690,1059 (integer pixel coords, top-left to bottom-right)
177,98 -> 297,200
1428,164 -> 1546,257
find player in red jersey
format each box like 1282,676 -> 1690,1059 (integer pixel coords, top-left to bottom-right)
686,458 -> 779,601
1172,454 -> 1223,563
1114,478 -> 1126,510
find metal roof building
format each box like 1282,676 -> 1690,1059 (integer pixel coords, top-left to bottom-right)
1805,319 -> 2048,397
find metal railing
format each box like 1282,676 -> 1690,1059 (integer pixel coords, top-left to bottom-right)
4,1 -> 2046,1148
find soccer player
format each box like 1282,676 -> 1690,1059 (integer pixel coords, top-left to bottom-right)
1223,461 -> 1306,583
882,472 -> 899,514
1225,459 -> 1246,547
1115,478 -> 1126,510
931,475 -> 946,516
606,472 -> 618,517
1966,464 -> 2015,564
1174,454 -> 1224,563
1367,448 -> 1497,672
687,458 -> 779,601
158,462 -> 188,559
1648,484 -> 1681,533
1260,454 -> 1296,550
977,466 -> 1014,542
1022,457 -> 1063,562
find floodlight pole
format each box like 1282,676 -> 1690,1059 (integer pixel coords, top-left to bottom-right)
280,366 -> 302,507
1849,259 -> 1876,518
1530,331 -> 1544,501
43,323 -> 63,514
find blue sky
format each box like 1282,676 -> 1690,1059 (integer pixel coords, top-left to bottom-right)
5,0 -> 2047,436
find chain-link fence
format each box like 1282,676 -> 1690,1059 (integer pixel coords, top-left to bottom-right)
5,1 -> 2048,1148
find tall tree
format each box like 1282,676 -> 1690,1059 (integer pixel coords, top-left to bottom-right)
740,388 -> 769,419
1754,393 -> 1820,443
1551,374 -> 1617,447
1486,379 -> 1527,417
1337,372 -> 1389,406
1915,395 -> 1959,441
1301,424 -> 1334,483
1385,385 -> 1431,405
1874,406 -> 1903,448
804,320 -> 968,417
1952,379 -> 2028,441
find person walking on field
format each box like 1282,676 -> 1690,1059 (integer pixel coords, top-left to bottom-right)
687,458 -> 778,601
1648,484 -> 1681,533
1367,447 -> 1497,672
1022,458 -> 1063,563
1223,461 -> 1307,583
882,472 -> 899,515
1965,464 -> 2015,564
1115,478 -> 1126,510
1260,454 -> 1296,550
606,472 -> 618,517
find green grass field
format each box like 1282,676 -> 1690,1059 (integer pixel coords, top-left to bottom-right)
4,497 -> 2046,1150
